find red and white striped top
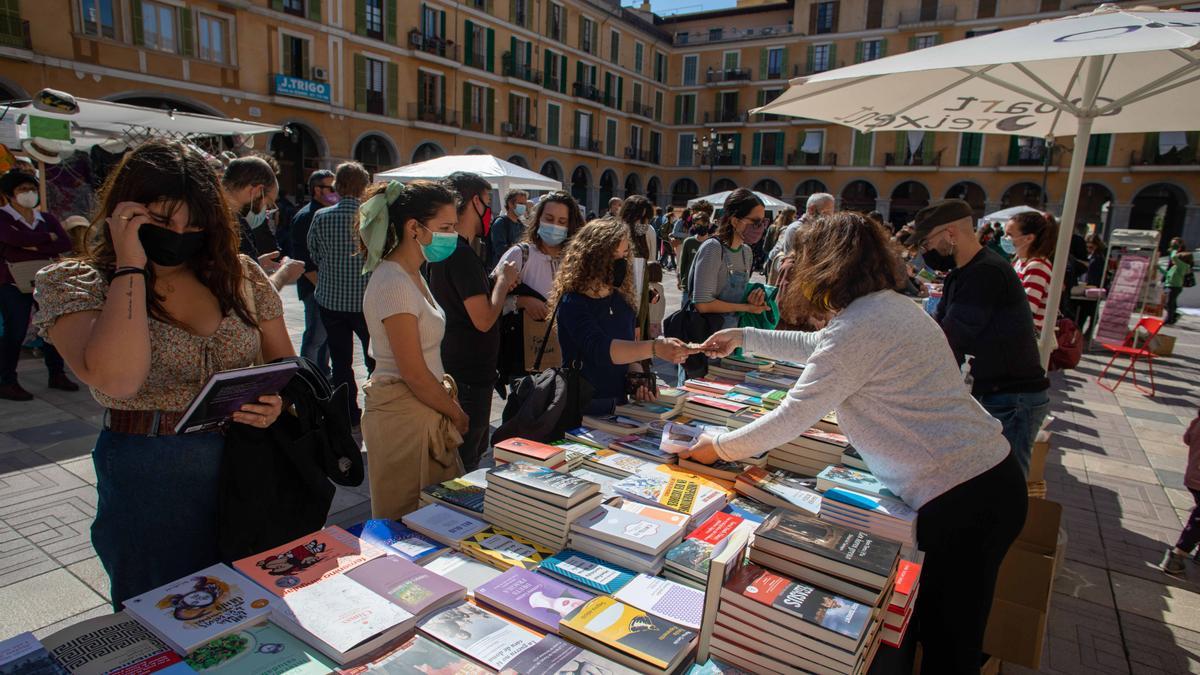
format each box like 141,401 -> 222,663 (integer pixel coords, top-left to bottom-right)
1014,256 -> 1053,335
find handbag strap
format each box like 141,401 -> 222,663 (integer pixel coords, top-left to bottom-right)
532,301 -> 561,372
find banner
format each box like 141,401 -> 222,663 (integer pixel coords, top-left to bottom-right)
1093,254 -> 1149,345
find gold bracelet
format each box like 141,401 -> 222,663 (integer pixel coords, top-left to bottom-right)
651,337 -> 659,359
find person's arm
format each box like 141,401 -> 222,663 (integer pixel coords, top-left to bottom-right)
461,256 -> 517,333
37,216 -> 74,256
938,267 -> 1001,362
0,215 -> 58,248
306,215 -> 323,270
383,313 -> 467,427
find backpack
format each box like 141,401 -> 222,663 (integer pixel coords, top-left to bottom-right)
1048,317 -> 1083,372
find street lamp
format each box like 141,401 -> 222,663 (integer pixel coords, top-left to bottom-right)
697,128 -> 736,193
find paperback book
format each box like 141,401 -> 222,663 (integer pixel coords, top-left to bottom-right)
459,527 -> 554,571
271,574 -> 414,664
183,621 -> 333,673
40,611 -> 190,675
486,461 -> 600,507
401,503 -> 490,549
614,400 -> 681,421
612,574 -> 705,630
419,551 -> 503,595
565,427 -> 623,449
734,467 -> 822,515
722,565 -> 872,652
346,519 -> 447,564
570,504 -> 684,556
233,527 -> 382,597
344,555 -> 466,618
0,633 -> 66,675
559,597 -> 696,673
664,511 -> 747,580
754,508 -> 901,589
493,437 -> 567,468
816,465 -> 899,500
474,567 -> 594,633
539,550 -> 637,595
174,361 -> 301,434
500,635 -> 640,675
582,415 -> 650,435
417,602 -> 541,671
366,634 -> 488,674
419,477 -> 486,515
613,473 -> 726,521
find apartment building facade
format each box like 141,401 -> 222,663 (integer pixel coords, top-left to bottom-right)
0,0 -> 1196,241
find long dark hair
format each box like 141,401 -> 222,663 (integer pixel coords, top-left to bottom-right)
522,191 -> 585,249
619,194 -> 655,259
1011,211 -> 1058,260
717,188 -> 763,247
355,180 -> 457,258
85,139 -> 253,327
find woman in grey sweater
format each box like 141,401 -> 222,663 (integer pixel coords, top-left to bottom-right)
687,211 -> 1027,675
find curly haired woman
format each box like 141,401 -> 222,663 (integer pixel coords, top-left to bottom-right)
551,218 -> 696,415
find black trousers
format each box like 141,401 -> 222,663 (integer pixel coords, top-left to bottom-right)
452,377 -> 495,472
0,284 -> 65,384
1167,286 -> 1183,324
318,306 -> 375,423
913,452 -> 1027,674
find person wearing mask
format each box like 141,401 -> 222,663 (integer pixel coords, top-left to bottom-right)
1077,234 -> 1108,338
655,207 -> 676,270
669,207 -> 690,267
677,216 -> 711,292
0,170 -> 78,400
222,157 -> 303,290
358,180 -> 469,518
607,197 -> 623,218
912,199 -> 1050,477
488,189 -> 528,270
552,218 -> 696,415
34,140 -> 294,606
308,162 -> 375,425
689,189 -> 769,330
1004,212 -> 1058,337
287,170 -> 336,377
427,172 -> 519,471
767,192 -> 834,271
1165,237 -> 1193,326
740,205 -> 770,273
685,211 -> 1026,675
618,195 -> 659,338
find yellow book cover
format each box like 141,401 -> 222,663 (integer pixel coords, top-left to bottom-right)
561,597 -> 696,669
459,527 -> 553,571
652,463 -> 736,494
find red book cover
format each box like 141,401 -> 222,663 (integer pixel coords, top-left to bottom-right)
494,437 -> 564,462
234,526 -> 383,596
687,511 -> 744,546
682,378 -> 740,395
800,428 -> 849,447
888,560 -> 921,613
689,395 -> 747,413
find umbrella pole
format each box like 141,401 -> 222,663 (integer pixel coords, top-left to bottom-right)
1037,55 -> 1103,367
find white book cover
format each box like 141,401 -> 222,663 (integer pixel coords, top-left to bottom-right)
421,552 -> 504,594
569,505 -> 683,556
275,574 -> 413,654
403,503 -> 489,543
122,563 -> 273,654
612,574 -> 705,630
418,602 -> 540,670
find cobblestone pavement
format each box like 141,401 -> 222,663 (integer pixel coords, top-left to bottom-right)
1,275 -> 1197,673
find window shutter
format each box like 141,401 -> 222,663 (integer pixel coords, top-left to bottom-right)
578,18 -> 584,51
732,133 -> 741,163
1187,131 -> 1200,161
560,55 -> 567,92
922,132 -> 935,164
385,0 -> 396,43
616,75 -> 623,107
591,23 -> 598,56
854,131 -> 872,165
525,40 -> 531,67
463,82 -> 472,122
418,71 -> 428,109
440,74 -> 446,112
271,0 -> 283,10
355,0 -> 366,36
831,1 -> 840,31
674,95 -> 682,124
879,38 -> 887,57
439,10 -> 445,37
752,133 -> 762,165
808,3 -> 817,33
934,33 -> 943,45
354,54 -> 367,112
777,132 -> 786,162
131,0 -> 144,45
548,106 -> 558,145
282,37 -> 294,75
387,61 -> 399,116
524,0 -> 532,27
780,48 -> 788,75
464,20 -> 474,66
1086,133 -> 1111,166
758,49 -> 767,79
756,90 -> 764,108
308,0 -> 321,22
487,87 -> 495,134
561,6 -> 568,43
509,0 -> 516,23
510,35 -> 516,68
908,36 -> 917,51
179,9 -> 194,57
895,131 -> 907,160
855,42 -> 864,63
546,5 -> 552,36
576,61 -> 583,89
544,50 -> 552,88
1008,136 -> 1021,164
487,28 -> 495,72
806,45 -> 815,73
828,44 -> 837,69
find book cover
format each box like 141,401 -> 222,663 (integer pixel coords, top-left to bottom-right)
123,563 -> 274,654
41,611 -> 188,675
570,505 -> 683,556
756,508 -> 900,580
612,575 -> 704,630
615,471 -> 726,517
559,597 -> 696,670
821,490 -> 917,522
487,462 -> 599,501
0,633 -> 67,675
655,388 -> 687,404
614,401 -> 678,421
618,500 -> 690,528
590,449 -> 657,476
659,421 -> 705,455
184,621 -> 333,673
890,560 -> 922,609
401,504 -> 489,545
582,415 -> 650,435
474,567 -> 594,633
736,467 -> 822,515
417,603 -> 541,671
801,429 -> 850,448
841,447 -> 869,471
539,550 -> 637,595
722,497 -> 773,524
500,635 -> 640,675
687,395 -> 747,414
367,634 -> 489,674
274,574 -> 412,656
175,362 -> 301,434
682,379 -> 739,395
611,435 -> 674,462
420,478 -> 486,514
724,565 -> 871,643
816,465 -> 898,500
565,427 -> 623,449
494,437 -> 565,462
420,552 -> 504,594
568,468 -> 621,497
459,528 -> 554,571
233,527 -> 382,597
345,520 -> 447,564
664,512 -> 745,576
344,555 -> 466,617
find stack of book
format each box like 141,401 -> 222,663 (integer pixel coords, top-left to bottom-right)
539,549 -> 638,595
743,370 -> 797,390
681,395 -> 748,425
682,378 -> 740,397
569,466 -> 623,496
656,387 -> 688,406
734,467 -> 822,516
419,472 -> 486,516
612,573 -> 706,631
568,502 -> 686,574
678,454 -> 766,483
402,503 -> 490,549
813,466 -> 918,555
459,526 -> 555,572
767,428 -> 851,477
664,510 -> 752,589
484,461 -> 603,550
582,414 -> 650,436
763,358 -> 805,378
474,567 -> 593,634
881,560 -> 921,648
579,448 -> 658,478
748,508 -> 901,608
615,399 -> 684,421
500,634 -> 641,675
417,602 -> 542,672
348,519 -> 448,565
559,596 -> 697,674
494,437 -> 567,470
609,429 -> 679,464
841,446 -> 870,471
614,471 -> 728,527
554,440 -> 600,470
565,426 -> 623,450
815,465 -> 901,501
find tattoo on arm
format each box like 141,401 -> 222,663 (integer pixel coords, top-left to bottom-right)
127,277 -> 133,320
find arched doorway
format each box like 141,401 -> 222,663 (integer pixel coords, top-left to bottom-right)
1131,183 -> 1188,246
671,178 -> 699,206
1001,181 -> 1044,210
945,181 -> 986,222
624,173 -> 641,198
599,170 -> 618,207
540,160 -> 563,183
841,180 -> 877,214
465,147 -> 489,155
713,178 -> 737,193
890,181 -> 931,229
646,177 -> 661,206
1078,183 -> 1114,237
753,179 -> 783,198
571,166 -> 591,212
794,179 -> 827,210
270,123 -> 323,204
411,142 -> 445,163
507,154 -> 529,169
353,134 -> 395,177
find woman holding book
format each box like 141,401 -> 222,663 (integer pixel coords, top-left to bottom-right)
33,140 -> 294,607
686,211 -> 1027,674
687,189 -> 770,330
357,180 -> 470,519
551,219 -> 696,415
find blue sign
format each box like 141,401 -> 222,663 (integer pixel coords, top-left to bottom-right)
273,74 -> 331,104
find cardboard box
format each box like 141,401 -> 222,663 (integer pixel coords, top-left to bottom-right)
1149,333 -> 1176,356
981,655 -> 1001,675
1028,416 -> 1053,484
983,497 -> 1063,669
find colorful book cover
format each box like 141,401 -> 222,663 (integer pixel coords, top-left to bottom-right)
184,622 -> 333,673
368,634 -> 489,674
801,429 -> 850,448
487,462 -> 599,501
41,611 -> 188,675
459,528 -> 554,571
613,473 -> 723,516
889,560 -> 922,611
233,527 -> 382,597
401,504 -> 490,544
494,437 -> 565,462
618,500 -> 690,528
500,635 -> 640,675
816,465 -> 898,499
571,505 -> 683,555
611,434 -> 673,461
344,555 -> 466,617
612,574 -> 705,630
682,379 -> 739,395
756,508 -> 900,579
417,603 -> 541,671
554,441 -> 599,463
274,574 -> 412,655
722,496 -> 773,524
724,565 -> 871,643
122,563 -> 274,654
687,395 -> 747,414
0,632 -> 67,675
346,520 -> 447,563
659,421 -> 705,455
559,597 -> 696,670
736,467 -> 822,515
615,401 -> 676,419
822,490 -> 917,522
539,550 -> 636,595
568,468 -> 621,497
664,511 -> 745,576
590,449 -> 657,475
474,567 -> 594,633
566,427 -> 622,449
420,552 -> 504,594
421,478 -> 486,514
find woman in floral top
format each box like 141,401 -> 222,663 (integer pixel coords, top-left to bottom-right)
34,140 -> 295,607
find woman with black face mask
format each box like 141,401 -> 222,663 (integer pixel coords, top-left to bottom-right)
552,218 -> 697,415
32,139 -> 296,608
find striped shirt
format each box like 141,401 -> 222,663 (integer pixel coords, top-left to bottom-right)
1013,256 -> 1053,335
308,197 -> 370,313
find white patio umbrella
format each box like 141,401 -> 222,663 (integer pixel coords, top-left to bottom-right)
689,190 -> 792,211
753,4 -> 1200,364
374,154 -> 562,194
981,205 -> 1043,224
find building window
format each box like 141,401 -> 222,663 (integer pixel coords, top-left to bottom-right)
365,57 -> 386,114
142,1 -> 178,53
630,125 -> 643,154
546,103 -> 560,146
464,83 -> 492,132
654,91 -> 663,123
1040,0 -> 1059,11
913,34 -> 937,50
282,34 -> 310,78
549,3 -> 564,42
708,28 -> 722,41
977,0 -> 997,18
797,130 -> 823,164
364,0 -> 383,40
575,111 -> 592,149
417,71 -> 445,120
606,119 -> 618,156
79,0 -> 117,39
282,0 -> 305,18
676,32 -> 688,45
852,130 -> 873,166
610,29 -> 619,64
1085,134 -> 1112,166
633,82 -> 642,106
811,44 -> 831,72
468,22 -> 487,68
650,131 -> 661,164
197,13 -> 229,64
859,39 -> 883,62
865,0 -> 884,29
581,16 -> 595,53
815,1 -> 836,34
654,52 -> 667,83
766,47 -> 784,79
1008,136 -> 1046,165
678,133 -> 695,166
635,42 -> 644,73
959,132 -> 983,166
421,5 -> 443,38
755,131 -> 785,166
723,51 -> 739,71
509,94 -> 529,131
682,55 -> 698,86
676,93 -> 696,124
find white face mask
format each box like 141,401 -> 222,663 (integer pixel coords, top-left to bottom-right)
15,192 -> 39,209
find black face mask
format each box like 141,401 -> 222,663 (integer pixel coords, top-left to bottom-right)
611,258 -> 628,288
139,226 -> 207,267
922,248 -> 956,272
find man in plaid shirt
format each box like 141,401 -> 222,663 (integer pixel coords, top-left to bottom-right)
308,162 -> 375,424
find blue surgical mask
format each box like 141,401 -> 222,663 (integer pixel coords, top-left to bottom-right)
1000,236 -> 1017,255
538,223 -> 568,246
514,204 -> 527,217
421,229 -> 458,263
245,204 -> 268,230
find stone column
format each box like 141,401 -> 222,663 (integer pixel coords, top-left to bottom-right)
874,198 -> 891,222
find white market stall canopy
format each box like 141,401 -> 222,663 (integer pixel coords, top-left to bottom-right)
689,190 -> 792,211
981,205 -> 1043,223
375,155 -> 563,194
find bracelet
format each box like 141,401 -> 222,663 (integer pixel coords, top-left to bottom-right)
112,267 -> 148,281
650,337 -> 660,359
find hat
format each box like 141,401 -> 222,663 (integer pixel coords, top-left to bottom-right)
64,215 -> 90,231
910,199 -> 974,249
21,138 -> 66,165
0,168 -> 38,196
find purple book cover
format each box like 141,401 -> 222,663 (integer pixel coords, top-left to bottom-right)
473,567 -> 593,633
344,555 -> 465,616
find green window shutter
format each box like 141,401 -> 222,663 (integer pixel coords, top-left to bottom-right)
544,50 -> 552,88
895,131 -> 907,159
524,0 -> 532,27
908,36 -> 917,51
777,132 -> 787,163
417,71 -> 428,109
439,10 -> 445,36
282,38 -> 294,76
1086,133 -> 1111,166
463,82 -> 472,123
674,95 -> 681,124
385,0 -> 396,43
922,132 -> 935,164
1141,132 -> 1157,162
464,20 -> 474,66
548,106 -> 559,145
525,41 -> 531,67
934,34 -> 943,45
486,87 -> 495,134
486,28 -> 495,72
271,0 -> 283,10
758,49 -> 767,80
356,0 -> 366,36
179,8 -> 194,57
131,0 -> 144,45
879,39 -> 887,57
756,90 -> 764,107
509,0 -> 517,24
1188,131 -> 1200,162
751,133 -> 762,165
959,132 -> 981,166
440,74 -> 446,111
1008,136 -> 1021,164
559,55 -> 568,92
561,7 -> 568,44
354,54 -> 367,112
806,45 -> 815,73
855,42 -> 864,64
387,61 -> 398,116
854,131 -> 872,166
732,134 -> 741,162
576,60 -> 583,88
308,0 -> 321,21
510,35 -> 516,69
828,44 -> 837,69
578,18 -> 584,50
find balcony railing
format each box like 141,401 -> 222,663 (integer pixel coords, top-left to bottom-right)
461,117 -> 494,134
1130,150 -> 1200,166
885,150 -> 944,166
627,101 -> 654,118
501,53 -> 540,84
408,103 -> 460,127
408,29 -> 458,60
899,5 -> 956,26
704,110 -> 748,124
705,68 -> 752,83
787,151 -> 838,166
673,24 -> 792,46
624,147 -> 654,163
572,82 -> 605,105
463,0 -> 494,14
573,135 -> 601,153
543,74 -> 563,92
501,122 -> 539,141
0,20 -> 31,49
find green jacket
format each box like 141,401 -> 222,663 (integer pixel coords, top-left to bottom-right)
1165,250 -> 1192,289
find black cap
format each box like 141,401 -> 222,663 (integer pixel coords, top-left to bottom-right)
910,199 -> 973,249
0,169 -> 38,197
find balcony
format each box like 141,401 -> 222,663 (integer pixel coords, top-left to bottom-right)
461,116 -> 494,134
885,150 -> 944,167
501,53 -> 540,84
543,74 -> 563,92
899,5 -> 956,26
787,151 -> 838,167
627,101 -> 654,119
463,0 -> 494,13
572,82 -> 605,105
624,147 -> 653,163
1130,150 -> 1200,166
409,103 -> 460,127
700,152 -> 745,167
704,110 -> 749,124
573,135 -> 601,153
673,23 -> 792,46
706,68 -> 752,84
0,20 -> 31,49
502,122 -> 539,142
408,30 -> 458,61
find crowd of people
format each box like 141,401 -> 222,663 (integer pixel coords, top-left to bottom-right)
0,135 -> 1197,673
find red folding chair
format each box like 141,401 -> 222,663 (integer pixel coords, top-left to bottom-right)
1096,317 -> 1164,395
